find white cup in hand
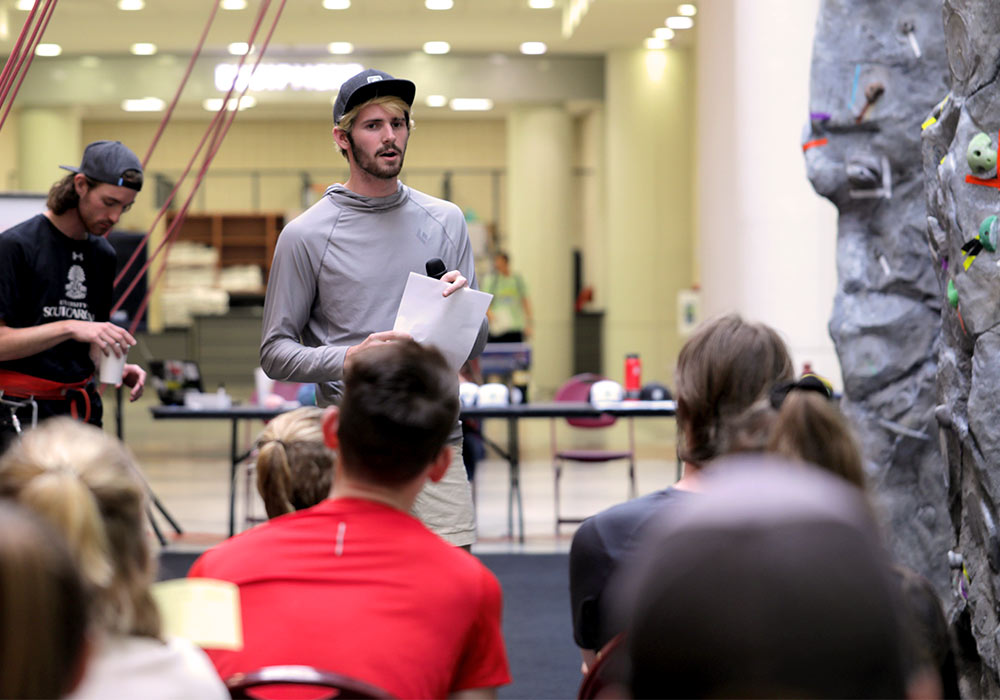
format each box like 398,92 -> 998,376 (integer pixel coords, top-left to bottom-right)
99,347 -> 128,384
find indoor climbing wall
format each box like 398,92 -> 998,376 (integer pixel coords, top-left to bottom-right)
924,0 -> 1000,691
803,0 -> 954,607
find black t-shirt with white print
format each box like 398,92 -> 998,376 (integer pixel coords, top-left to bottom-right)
0,213 -> 116,384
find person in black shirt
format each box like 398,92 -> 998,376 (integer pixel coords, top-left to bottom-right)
0,141 -> 147,447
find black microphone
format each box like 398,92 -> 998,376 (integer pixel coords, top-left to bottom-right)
425,258 -> 447,280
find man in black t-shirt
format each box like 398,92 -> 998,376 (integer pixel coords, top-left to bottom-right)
0,141 -> 147,448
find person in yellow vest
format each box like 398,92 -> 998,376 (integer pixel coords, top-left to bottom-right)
483,251 -> 533,343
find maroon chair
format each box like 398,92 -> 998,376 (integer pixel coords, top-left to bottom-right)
551,374 -> 636,531
578,633 -> 628,699
226,665 -> 396,699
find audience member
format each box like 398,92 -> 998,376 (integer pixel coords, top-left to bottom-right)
569,314 -> 793,667
0,501 -> 89,699
254,406 -> 334,519
0,418 -> 228,700
189,340 -> 510,699
622,457 -> 911,699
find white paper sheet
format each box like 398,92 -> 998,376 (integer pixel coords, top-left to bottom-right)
394,272 -> 492,371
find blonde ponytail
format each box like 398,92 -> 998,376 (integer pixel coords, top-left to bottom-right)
255,406 -> 335,519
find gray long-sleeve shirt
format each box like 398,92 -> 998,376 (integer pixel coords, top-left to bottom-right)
260,182 -> 488,422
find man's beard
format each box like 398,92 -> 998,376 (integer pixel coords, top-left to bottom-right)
348,135 -> 405,180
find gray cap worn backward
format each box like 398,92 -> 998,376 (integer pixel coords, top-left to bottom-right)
60,140 -> 143,192
332,68 -> 416,125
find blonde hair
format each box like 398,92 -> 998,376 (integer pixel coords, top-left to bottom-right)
334,95 -> 414,157
0,418 -> 160,639
255,406 -> 335,519
0,502 -> 88,699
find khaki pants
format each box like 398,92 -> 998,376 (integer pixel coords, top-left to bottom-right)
411,439 -> 476,546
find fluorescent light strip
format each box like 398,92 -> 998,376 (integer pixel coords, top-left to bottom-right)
425,0 -> 453,8
228,42 -> 251,55
519,41 -> 547,55
122,97 -> 165,112
423,41 -> 451,55
322,0 -> 350,8
425,94 -> 448,107
450,98 -> 493,111
117,0 -> 144,10
653,27 -> 675,41
678,3 -> 697,16
221,0 -> 247,8
34,43 -> 61,56
130,42 -> 157,55
327,42 -> 354,55
665,16 -> 694,29
528,0 -> 554,7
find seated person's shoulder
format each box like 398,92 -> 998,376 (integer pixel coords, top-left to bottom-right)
573,487 -> 691,554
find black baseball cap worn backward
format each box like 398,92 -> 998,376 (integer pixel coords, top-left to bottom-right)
333,69 -> 416,125
60,140 -> 143,192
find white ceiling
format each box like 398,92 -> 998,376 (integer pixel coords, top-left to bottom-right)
7,0 -> 696,57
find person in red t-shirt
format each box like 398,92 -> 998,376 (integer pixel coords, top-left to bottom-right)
189,340 -> 510,699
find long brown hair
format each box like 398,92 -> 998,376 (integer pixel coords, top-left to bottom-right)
0,418 -> 161,639
675,314 -> 794,465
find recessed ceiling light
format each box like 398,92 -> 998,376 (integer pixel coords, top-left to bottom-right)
117,0 -> 144,10
322,0 -> 351,9
203,96 -> 256,112
425,0 -> 453,8
34,43 -> 61,56
678,3 -> 697,16
450,98 -> 493,111
423,41 -> 451,55
653,27 -> 675,41
519,42 -> 547,55
665,16 -> 694,29
645,38 -> 667,50
15,0 -> 34,10
327,42 -> 354,55
122,97 -> 165,112
425,95 -> 448,108
228,42 -> 251,55
528,0 -> 554,7
221,0 -> 247,8
130,42 -> 157,55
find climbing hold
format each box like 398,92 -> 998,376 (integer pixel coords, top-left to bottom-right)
980,215 -> 999,252
967,132 -> 998,178
947,279 -> 959,308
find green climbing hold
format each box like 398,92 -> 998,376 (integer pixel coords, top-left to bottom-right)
980,215 -> 999,252
968,132 -> 998,177
947,279 -> 959,309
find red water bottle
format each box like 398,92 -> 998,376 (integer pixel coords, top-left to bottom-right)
624,353 -> 641,399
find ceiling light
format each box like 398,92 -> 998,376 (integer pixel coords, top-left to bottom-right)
645,38 -> 667,50
653,27 -> 675,41
117,0 -> 144,10
130,42 -> 157,55
425,94 -> 448,108
15,0 -> 34,10
678,3 -> 697,16
327,42 -> 354,54
450,98 -> 493,111
203,96 -> 257,112
221,0 -> 247,8
519,41 -> 547,55
122,97 -> 165,112
665,16 -> 694,29
425,0 -> 453,8
423,41 -> 451,55
228,42 -> 251,55
528,0 -> 555,7
34,43 -> 61,56
322,0 -> 351,8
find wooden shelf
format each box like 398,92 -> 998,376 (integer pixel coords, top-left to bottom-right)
166,212 -> 285,280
